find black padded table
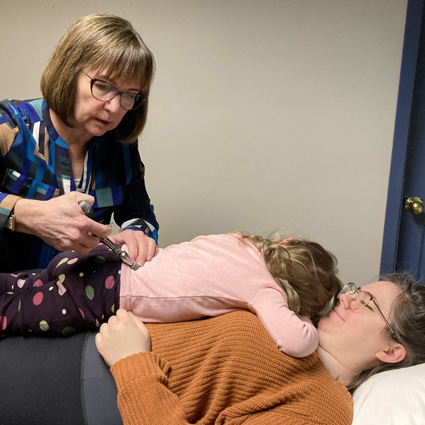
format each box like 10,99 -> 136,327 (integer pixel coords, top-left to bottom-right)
0,332 -> 123,425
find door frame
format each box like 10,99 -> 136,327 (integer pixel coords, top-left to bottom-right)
380,0 -> 425,275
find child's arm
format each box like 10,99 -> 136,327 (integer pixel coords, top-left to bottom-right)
251,286 -> 318,358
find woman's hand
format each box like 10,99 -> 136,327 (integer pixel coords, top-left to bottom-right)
109,229 -> 158,266
95,309 -> 151,367
13,192 -> 112,254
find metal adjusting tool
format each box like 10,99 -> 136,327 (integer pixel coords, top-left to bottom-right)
79,201 -> 139,271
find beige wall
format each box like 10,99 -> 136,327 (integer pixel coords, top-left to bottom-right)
0,0 -> 407,284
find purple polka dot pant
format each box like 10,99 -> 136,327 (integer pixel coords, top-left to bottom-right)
0,244 -> 122,337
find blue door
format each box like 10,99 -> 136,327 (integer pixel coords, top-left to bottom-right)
381,0 -> 425,279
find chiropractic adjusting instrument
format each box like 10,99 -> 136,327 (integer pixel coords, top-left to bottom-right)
79,201 -> 139,271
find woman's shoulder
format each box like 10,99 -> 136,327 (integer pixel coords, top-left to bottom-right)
0,98 -> 44,123
0,99 -> 45,153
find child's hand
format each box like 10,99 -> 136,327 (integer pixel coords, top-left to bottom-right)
95,309 -> 151,367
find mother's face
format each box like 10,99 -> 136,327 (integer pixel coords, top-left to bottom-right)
317,280 -> 405,373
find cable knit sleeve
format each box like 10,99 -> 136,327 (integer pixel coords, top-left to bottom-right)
110,352 -> 191,425
110,351 -> 334,425
110,353 -> 293,425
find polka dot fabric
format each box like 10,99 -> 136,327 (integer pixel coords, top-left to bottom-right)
0,244 -> 122,337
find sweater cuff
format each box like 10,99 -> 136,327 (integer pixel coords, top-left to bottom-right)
110,352 -> 170,388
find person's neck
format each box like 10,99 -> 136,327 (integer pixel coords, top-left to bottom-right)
50,110 -> 92,149
50,110 -> 91,178
316,346 -> 356,386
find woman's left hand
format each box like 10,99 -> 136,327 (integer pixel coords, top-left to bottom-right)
108,229 -> 158,266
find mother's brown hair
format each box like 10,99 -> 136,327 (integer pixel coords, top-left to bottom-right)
348,272 -> 425,391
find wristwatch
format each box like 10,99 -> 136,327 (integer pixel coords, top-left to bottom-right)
4,211 -> 15,231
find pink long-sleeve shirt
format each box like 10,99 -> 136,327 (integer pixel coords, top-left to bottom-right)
120,233 -> 318,357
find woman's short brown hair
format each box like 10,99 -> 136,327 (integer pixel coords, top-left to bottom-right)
40,13 -> 155,143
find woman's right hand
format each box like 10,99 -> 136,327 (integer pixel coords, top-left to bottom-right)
95,309 -> 151,367
13,192 -> 112,254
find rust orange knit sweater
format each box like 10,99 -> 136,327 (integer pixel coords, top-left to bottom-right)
111,311 -> 353,425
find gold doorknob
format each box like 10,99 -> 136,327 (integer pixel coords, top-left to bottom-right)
404,196 -> 424,214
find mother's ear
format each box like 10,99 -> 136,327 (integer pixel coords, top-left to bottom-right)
375,342 -> 406,364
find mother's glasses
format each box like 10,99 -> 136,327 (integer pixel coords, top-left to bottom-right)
83,72 -> 145,111
338,282 -> 398,341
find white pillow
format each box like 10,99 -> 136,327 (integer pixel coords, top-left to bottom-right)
352,363 -> 425,425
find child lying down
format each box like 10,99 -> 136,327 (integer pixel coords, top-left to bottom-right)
0,232 -> 341,357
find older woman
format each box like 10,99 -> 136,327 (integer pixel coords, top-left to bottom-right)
1,272 -> 424,424
0,14 -> 158,272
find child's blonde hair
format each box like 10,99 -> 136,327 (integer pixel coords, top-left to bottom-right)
238,232 -> 342,319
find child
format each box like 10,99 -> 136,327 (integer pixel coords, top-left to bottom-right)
0,232 -> 341,357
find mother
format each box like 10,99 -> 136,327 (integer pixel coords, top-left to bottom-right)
0,14 -> 159,272
1,273 -> 424,424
